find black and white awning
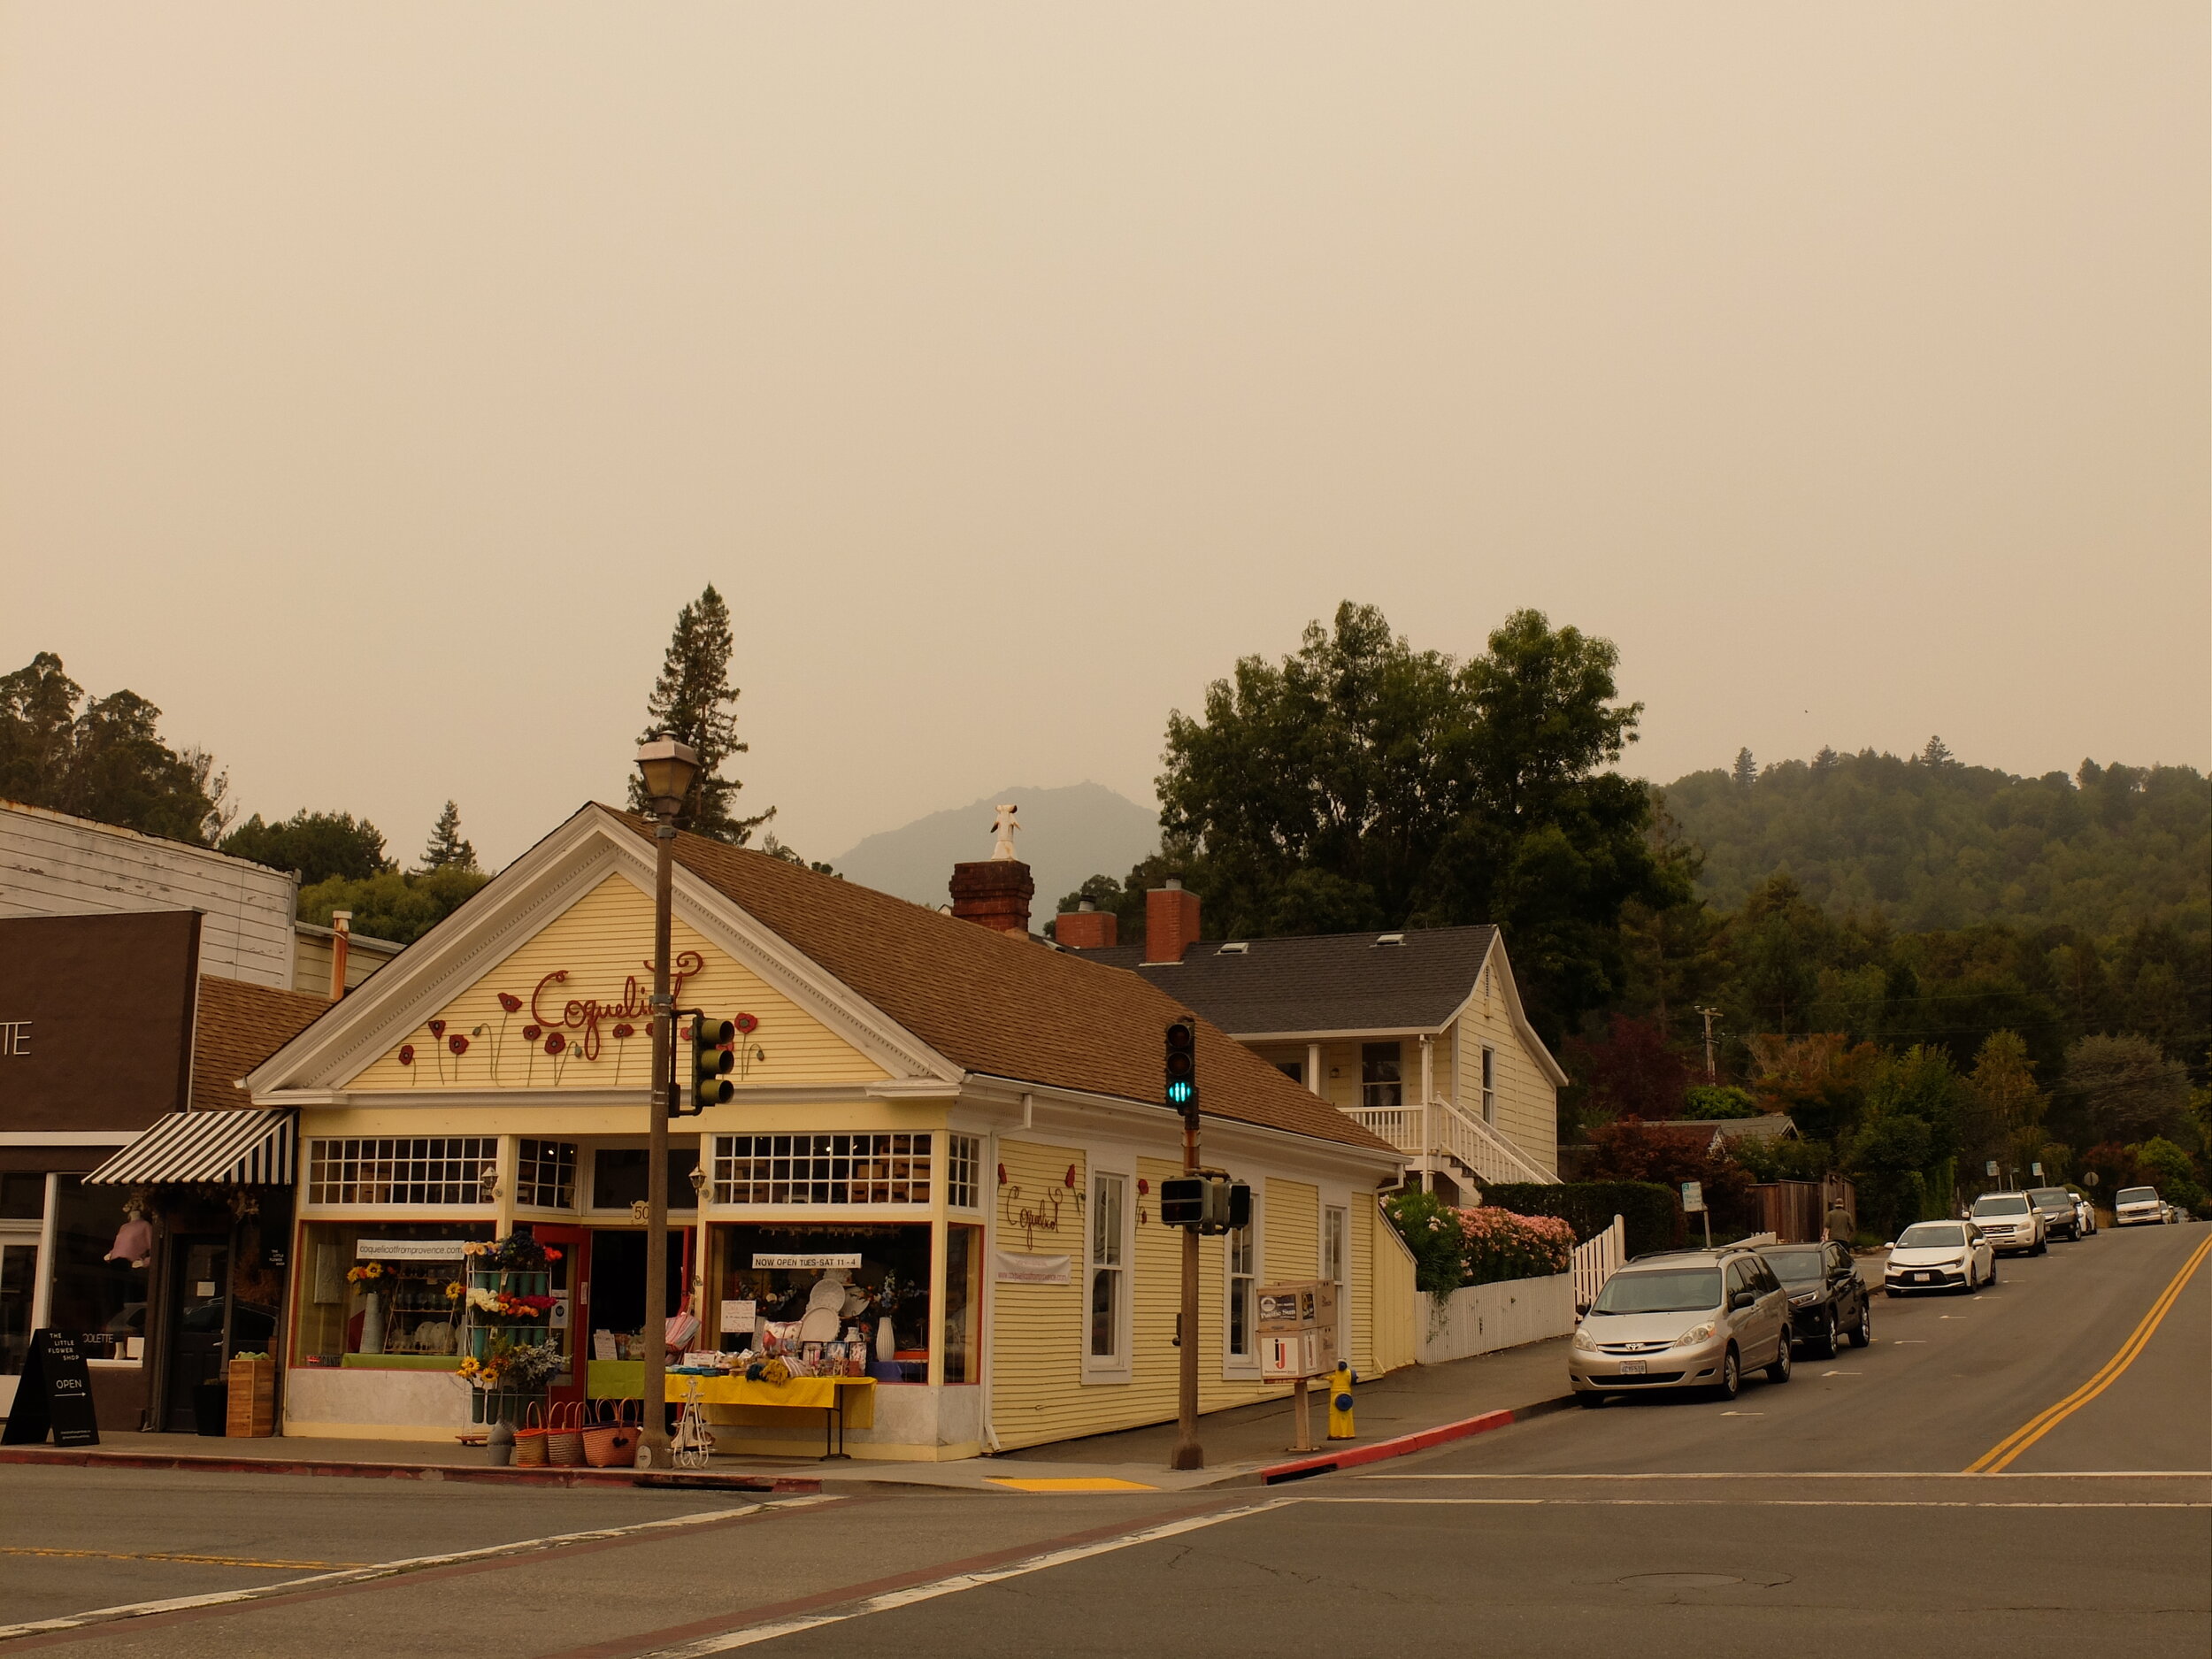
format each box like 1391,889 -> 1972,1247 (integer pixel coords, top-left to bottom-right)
85,1110 -> 296,1187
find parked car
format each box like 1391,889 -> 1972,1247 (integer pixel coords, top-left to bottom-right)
1968,1191 -> 2047,1254
2070,1194 -> 2097,1236
1884,1220 -> 1996,1295
2027,1187 -> 2082,1241
1755,1240 -> 1871,1355
2113,1186 -> 2164,1227
1570,1248 -> 1793,1406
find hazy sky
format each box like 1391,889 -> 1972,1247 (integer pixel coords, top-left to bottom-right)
4,4 -> 2204,873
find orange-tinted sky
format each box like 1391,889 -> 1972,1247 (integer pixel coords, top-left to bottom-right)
4,4 -> 2204,871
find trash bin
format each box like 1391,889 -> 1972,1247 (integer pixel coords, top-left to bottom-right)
192,1379 -> 228,1436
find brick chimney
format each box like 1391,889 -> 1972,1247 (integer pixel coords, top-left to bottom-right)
1055,900 -> 1118,951
1143,879 -> 1201,964
949,860 -> 1034,935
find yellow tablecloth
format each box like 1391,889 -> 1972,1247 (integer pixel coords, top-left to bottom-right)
586,1361 -> 874,1429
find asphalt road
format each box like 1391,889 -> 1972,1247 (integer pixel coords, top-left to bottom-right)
4,1222 -> 2204,1658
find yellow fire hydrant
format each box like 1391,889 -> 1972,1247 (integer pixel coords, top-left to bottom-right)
1327,1359 -> 1356,1440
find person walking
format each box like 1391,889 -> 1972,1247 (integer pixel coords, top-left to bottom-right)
1825,1199 -> 1855,1243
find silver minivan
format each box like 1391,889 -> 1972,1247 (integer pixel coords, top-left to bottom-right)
1570,1248 -> 1793,1405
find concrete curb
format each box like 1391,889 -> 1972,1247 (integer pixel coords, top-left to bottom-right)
0,1446 -> 819,1494
1255,1392 -> 1577,1485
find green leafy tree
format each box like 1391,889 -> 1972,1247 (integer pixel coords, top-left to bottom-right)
1149,603 -> 1679,1040
2132,1136 -> 2206,1210
2060,1033 -> 2191,1146
1679,1085 -> 1757,1121
0,652 -> 227,843
297,864 -> 490,946
1960,1031 -> 2045,1188
222,811 -> 391,886
419,801 -> 477,872
626,585 -> 772,843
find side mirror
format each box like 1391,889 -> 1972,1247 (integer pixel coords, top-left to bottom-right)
1729,1289 -> 1755,1310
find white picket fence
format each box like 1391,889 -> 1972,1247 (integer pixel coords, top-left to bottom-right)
1570,1213 -> 1626,1310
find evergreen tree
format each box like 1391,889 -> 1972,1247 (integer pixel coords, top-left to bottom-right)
626,585 -> 772,843
1732,748 -> 1757,788
419,800 -> 478,872
1921,734 -> 1955,767
0,651 -> 227,843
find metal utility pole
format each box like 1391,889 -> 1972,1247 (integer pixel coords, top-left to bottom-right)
1171,1087 -> 1202,1471
1695,1006 -> 1721,1084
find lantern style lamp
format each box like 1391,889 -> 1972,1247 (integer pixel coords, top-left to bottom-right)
634,734 -> 701,821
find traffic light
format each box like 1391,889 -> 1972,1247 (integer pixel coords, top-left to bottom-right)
1160,1177 -> 1208,1228
1164,1018 -> 1197,1111
682,1016 -> 735,1116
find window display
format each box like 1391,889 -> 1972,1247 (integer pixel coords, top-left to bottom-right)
942,1225 -> 981,1384
292,1220 -> 492,1367
48,1176 -> 149,1362
590,1148 -> 697,1211
710,1224 -> 932,1380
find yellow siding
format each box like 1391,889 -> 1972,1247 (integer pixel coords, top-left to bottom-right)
988,1138 -> 1089,1448
1264,1179 -> 1318,1281
1350,1195 -> 1376,1376
344,874 -> 888,1093
1455,972 -> 1558,1178
1368,1192 -> 1417,1372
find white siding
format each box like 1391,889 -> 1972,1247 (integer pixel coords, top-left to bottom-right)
0,801 -> 296,987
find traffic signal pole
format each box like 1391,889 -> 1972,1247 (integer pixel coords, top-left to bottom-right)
640,818 -> 675,1467
1171,1089 -> 1202,1471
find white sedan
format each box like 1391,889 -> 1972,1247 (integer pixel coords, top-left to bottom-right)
1885,1220 -> 1996,1295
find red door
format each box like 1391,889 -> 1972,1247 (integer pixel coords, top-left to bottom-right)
534,1225 -> 591,1413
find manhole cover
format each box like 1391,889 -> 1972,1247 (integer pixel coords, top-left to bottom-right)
1617,1573 -> 1744,1589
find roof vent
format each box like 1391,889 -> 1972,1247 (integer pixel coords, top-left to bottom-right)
1374,933 -> 1406,947
1216,941 -> 1248,956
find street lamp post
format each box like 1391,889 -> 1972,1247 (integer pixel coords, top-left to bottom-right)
634,733 -> 699,1468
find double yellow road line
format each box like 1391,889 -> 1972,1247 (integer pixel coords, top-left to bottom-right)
1967,1233 -> 2212,1474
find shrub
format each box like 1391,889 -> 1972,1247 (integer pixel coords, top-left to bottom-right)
1456,1207 -> 1576,1285
1479,1181 -> 1681,1257
1380,1189 -> 1469,1294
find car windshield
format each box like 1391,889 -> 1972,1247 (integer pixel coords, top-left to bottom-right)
1898,1223 -> 1966,1248
1591,1268 -> 1720,1315
2116,1187 -> 2155,1203
2029,1188 -> 2070,1205
1760,1248 -> 1824,1284
1971,1194 -> 2031,1215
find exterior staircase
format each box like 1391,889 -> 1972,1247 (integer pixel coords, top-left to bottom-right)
1344,1094 -> 1556,1195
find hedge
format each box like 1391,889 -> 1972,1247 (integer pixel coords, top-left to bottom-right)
1478,1181 -> 1681,1258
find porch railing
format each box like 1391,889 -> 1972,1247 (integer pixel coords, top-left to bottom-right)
1344,1095 -> 1557,1190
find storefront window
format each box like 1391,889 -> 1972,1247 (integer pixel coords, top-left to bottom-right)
943,1225 -> 982,1384
1,1240 -> 34,1376
516,1140 -> 577,1209
307,1138 -> 498,1205
48,1177 -> 148,1363
946,1136 -> 982,1210
591,1148 -> 697,1211
1,1172 -> 45,1219
710,1224 -> 932,1380
292,1221 -> 492,1368
710,1134 -> 931,1205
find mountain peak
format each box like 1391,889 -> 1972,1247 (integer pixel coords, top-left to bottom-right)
828,783 -> 1158,913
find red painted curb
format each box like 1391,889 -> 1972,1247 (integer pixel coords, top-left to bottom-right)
0,1445 -> 818,1494
1257,1396 -> 1571,1485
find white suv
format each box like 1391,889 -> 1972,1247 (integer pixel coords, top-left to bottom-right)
1967,1192 -> 2047,1255
2113,1186 -> 2165,1226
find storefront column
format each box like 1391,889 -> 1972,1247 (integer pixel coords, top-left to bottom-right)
29,1172 -> 58,1332
494,1138 -> 518,1239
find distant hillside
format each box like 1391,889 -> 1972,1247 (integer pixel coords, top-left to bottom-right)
829,783 -> 1159,915
1662,747 -> 2211,941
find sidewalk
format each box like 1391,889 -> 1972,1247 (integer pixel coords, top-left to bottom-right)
0,1337 -> 1575,1494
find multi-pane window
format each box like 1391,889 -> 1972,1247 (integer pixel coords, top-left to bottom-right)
1089,1172 -> 1125,1361
947,1134 -> 983,1210
1361,1041 -> 1402,1109
1324,1205 -> 1348,1354
1226,1218 -> 1256,1358
307,1138 -> 497,1206
710,1134 -> 932,1205
515,1140 -> 577,1210
1481,1047 -> 1497,1125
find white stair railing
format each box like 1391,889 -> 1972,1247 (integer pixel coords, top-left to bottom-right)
1571,1213 -> 1625,1310
1343,1095 -> 1557,1190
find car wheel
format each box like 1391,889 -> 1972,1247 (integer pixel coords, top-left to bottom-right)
2034,1238 -> 2047,1255
1765,1333 -> 1792,1384
1714,1347 -> 1740,1402
1985,1258 -> 1996,1285
1815,1312 -> 1839,1357
1849,1300 -> 1871,1347
1578,1391 -> 1607,1409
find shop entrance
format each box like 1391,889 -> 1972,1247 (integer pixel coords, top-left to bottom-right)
534,1225 -> 588,1413
585,1227 -> 693,1367
162,1233 -> 229,1432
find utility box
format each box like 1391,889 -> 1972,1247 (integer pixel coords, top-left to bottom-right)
1256,1279 -> 1337,1379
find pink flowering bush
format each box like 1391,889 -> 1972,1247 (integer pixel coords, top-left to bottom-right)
1454,1206 -> 1577,1286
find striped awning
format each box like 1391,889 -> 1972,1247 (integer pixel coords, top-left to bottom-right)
85,1109 -> 296,1187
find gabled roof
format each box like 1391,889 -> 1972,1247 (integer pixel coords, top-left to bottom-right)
1653,1115 -> 1799,1147
618,812 -> 1394,1156
191,974 -> 330,1112
1114,926 -> 1498,1036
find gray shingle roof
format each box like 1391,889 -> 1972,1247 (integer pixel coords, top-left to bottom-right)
1111,926 -> 1498,1035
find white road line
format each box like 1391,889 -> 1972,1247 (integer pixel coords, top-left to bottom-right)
1317,1498 -> 2207,1509
0,1498 -> 834,1643
639,1501 -> 1293,1655
1352,1471 -> 2212,1480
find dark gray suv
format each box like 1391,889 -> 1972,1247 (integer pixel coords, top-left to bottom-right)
2027,1186 -> 2081,1241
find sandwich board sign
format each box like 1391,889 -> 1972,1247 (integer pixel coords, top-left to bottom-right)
1,1329 -> 99,1447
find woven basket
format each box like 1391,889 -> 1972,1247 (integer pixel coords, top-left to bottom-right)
583,1399 -> 641,1468
546,1400 -> 586,1468
512,1401 -> 549,1467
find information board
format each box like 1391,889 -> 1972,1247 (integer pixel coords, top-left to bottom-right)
0,1329 -> 100,1447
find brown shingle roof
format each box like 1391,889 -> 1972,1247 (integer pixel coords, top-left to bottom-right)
192,975 -> 331,1112
615,812 -> 1394,1158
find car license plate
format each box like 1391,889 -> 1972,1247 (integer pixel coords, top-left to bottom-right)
1618,1359 -> 1647,1375
1914,1272 -> 1933,1282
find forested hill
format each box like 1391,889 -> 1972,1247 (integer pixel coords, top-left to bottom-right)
1661,747 -> 2210,942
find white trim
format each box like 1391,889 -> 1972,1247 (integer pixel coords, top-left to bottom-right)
1437,936 -> 1571,1088
1081,1153 -> 1135,1384
1221,1178 -> 1262,1380
0,1133 -> 137,1146
1321,1195 -> 1352,1363
1228,1025 -> 1443,1043
30,1173 -> 58,1333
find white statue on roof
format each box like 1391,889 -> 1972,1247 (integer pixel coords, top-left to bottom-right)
989,803 -> 1021,862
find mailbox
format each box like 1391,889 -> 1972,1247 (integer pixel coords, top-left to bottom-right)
1256,1279 -> 1337,1379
